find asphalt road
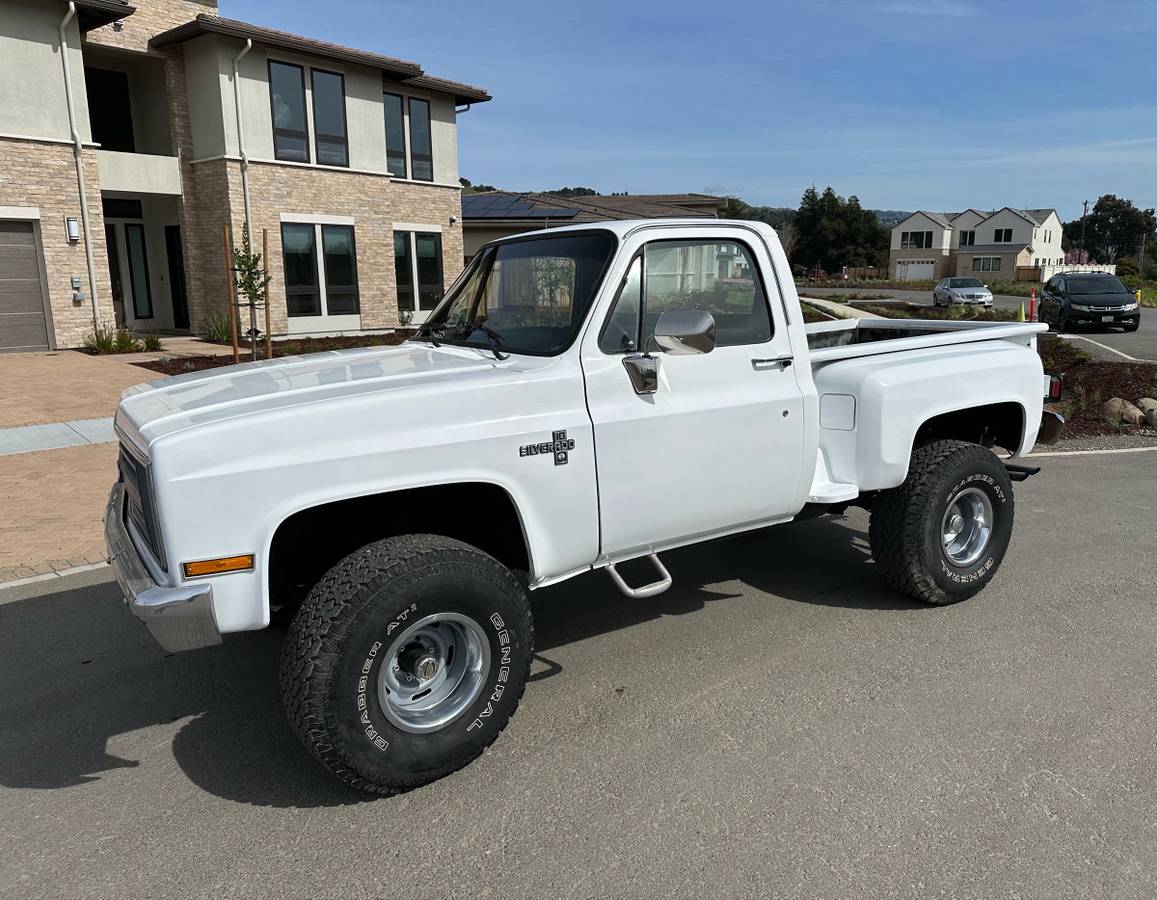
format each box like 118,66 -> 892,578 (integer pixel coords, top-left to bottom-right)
805,286 -> 1157,361
2,450 -> 1156,899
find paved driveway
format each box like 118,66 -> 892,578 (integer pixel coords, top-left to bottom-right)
1,449 -> 1155,899
805,286 -> 1156,361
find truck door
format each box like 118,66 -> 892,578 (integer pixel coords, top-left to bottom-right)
580,232 -> 806,557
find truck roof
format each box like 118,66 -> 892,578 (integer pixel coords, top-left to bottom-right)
491,218 -> 775,242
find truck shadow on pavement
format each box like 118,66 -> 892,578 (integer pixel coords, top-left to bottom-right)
0,513 -> 921,808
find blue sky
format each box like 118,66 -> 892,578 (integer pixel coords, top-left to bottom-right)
231,0 -> 1156,220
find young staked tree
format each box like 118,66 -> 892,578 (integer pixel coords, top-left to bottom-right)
232,225 -> 273,360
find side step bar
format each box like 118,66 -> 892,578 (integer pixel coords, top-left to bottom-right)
606,553 -> 672,599
1005,462 -> 1041,482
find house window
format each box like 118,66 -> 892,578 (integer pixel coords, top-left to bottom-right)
281,223 -> 320,315
322,225 -> 359,313
959,230 -> 975,246
900,230 -> 934,249
394,230 -> 443,311
269,61 -> 310,163
971,257 -> 1001,272
311,69 -> 349,167
85,68 -> 135,153
994,228 -> 1013,243
408,97 -> 433,181
383,92 -> 407,178
281,222 -> 360,318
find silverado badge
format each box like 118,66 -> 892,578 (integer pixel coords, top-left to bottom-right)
519,430 -> 575,466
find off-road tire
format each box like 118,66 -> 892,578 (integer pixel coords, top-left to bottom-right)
869,440 -> 1015,605
280,534 -> 533,796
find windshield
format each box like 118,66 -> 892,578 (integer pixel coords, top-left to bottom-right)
948,278 -> 984,288
415,232 -> 616,356
1066,275 -> 1129,295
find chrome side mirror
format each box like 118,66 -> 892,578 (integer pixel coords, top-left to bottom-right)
653,309 -> 716,355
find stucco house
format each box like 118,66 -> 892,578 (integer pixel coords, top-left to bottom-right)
889,207 -> 1065,282
0,0 -> 489,350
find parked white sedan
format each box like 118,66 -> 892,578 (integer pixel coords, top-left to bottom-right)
934,277 -> 994,308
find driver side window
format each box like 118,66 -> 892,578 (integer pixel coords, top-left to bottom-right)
597,239 -> 773,353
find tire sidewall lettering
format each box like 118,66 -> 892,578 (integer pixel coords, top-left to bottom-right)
934,463 -> 1011,590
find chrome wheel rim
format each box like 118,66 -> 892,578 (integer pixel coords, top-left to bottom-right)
941,487 -> 994,567
377,612 -> 490,734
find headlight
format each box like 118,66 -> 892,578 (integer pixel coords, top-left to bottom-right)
1070,304 -> 1090,312
1124,302 -> 1139,311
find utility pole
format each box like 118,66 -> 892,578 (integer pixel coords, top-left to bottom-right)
1079,199 -> 1089,262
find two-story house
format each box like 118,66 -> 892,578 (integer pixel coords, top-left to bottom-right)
0,0 -> 488,351
889,207 -> 1064,282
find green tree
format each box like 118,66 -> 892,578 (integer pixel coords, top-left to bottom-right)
459,177 -> 499,193
1062,194 -> 1157,263
549,186 -> 599,198
792,185 -> 888,271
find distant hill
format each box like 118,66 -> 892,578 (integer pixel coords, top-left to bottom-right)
872,210 -> 914,228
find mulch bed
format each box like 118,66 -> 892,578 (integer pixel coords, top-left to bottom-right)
135,332 -> 412,376
1038,337 -> 1157,438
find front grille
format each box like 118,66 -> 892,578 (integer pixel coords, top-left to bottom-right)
118,445 -> 165,568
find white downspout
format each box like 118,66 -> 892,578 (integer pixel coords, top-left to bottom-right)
231,39 -> 253,238
59,1 -> 101,332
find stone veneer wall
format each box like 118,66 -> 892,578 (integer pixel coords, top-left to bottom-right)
83,0 -> 217,55
179,158 -> 464,336
0,138 -> 115,348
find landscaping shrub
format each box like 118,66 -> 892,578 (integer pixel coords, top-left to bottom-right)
113,328 -> 142,353
84,325 -> 142,354
204,311 -> 232,343
141,333 -> 163,352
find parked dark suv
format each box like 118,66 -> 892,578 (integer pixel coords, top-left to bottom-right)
1038,272 -> 1140,332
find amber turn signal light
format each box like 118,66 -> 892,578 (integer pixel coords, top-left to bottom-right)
182,555 -> 255,578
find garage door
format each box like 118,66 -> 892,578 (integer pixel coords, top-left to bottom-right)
896,259 -> 934,282
0,221 -> 51,351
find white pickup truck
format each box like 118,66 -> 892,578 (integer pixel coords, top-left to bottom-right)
106,219 -> 1063,795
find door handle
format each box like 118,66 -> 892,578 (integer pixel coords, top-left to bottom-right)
751,356 -> 793,371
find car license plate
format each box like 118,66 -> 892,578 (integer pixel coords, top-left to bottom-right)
1101,315 -> 1115,322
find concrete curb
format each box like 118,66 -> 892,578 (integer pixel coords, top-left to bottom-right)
798,296 -> 883,319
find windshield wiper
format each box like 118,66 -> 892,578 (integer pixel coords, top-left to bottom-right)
471,323 -> 508,361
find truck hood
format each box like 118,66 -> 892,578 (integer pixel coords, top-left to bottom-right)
116,343 -> 550,450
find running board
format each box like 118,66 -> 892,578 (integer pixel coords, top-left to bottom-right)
606,553 -> 672,599
1004,462 -> 1041,482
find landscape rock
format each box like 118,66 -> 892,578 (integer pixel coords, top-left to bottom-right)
1136,397 -> 1157,428
1101,397 -> 1147,426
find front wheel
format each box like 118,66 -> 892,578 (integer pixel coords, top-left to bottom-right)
281,534 -> 533,795
869,440 -> 1015,605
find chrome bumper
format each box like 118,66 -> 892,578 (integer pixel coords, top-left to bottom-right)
104,483 -> 221,652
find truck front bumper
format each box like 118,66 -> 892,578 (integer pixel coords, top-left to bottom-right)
105,483 -> 221,653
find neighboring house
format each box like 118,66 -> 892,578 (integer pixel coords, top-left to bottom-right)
0,0 -> 489,350
888,207 -> 1065,282
461,192 -> 725,261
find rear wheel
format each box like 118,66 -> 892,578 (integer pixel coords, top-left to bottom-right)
281,534 -> 533,795
869,440 -> 1015,605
